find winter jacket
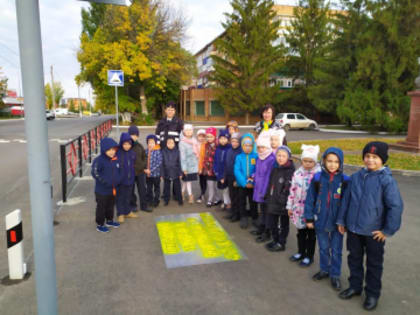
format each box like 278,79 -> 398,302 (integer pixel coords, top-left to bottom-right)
213,143 -> 231,181
253,153 -> 276,203
337,167 -> 403,237
116,132 -> 136,186
146,147 -> 163,178
91,138 -> 122,195
155,116 -> 184,148
304,147 -> 350,232
202,142 -> 217,177
161,147 -> 183,180
132,140 -> 147,175
234,133 -> 258,188
224,146 -> 242,182
179,138 -> 199,175
287,164 -> 321,229
265,160 -> 295,215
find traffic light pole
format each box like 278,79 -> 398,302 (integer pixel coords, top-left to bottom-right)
15,1 -> 58,314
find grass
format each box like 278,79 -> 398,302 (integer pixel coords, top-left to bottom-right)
288,138 -> 420,171
288,138 -> 401,155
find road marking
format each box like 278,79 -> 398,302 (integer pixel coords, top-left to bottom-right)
13,139 -> 27,143
0,139 -> 11,143
56,196 -> 86,206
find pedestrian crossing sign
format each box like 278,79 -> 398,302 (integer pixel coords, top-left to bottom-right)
107,70 -> 124,87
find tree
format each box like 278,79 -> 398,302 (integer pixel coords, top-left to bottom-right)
282,0 -> 332,117
211,0 -> 284,124
0,68 -> 7,110
68,99 -> 76,113
45,82 -> 65,109
77,0 -> 196,119
337,0 -> 420,131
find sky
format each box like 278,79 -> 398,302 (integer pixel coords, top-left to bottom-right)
0,0 -> 296,102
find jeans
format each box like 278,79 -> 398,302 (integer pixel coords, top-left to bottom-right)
347,231 -> 385,299
316,229 -> 344,278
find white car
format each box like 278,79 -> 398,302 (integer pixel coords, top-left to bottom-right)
46,110 -> 55,120
275,113 -> 318,131
54,108 -> 68,116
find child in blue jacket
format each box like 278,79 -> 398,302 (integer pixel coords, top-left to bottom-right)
234,133 -> 258,229
304,147 -> 350,291
145,134 -> 163,208
213,129 -> 231,209
91,137 -> 122,233
116,132 -> 138,223
337,142 -> 403,311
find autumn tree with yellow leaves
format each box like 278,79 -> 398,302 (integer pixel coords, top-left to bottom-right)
77,0 -> 196,120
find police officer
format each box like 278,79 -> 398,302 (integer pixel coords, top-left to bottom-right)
155,101 -> 184,149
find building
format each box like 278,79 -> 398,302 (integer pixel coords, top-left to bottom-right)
60,98 -> 88,111
180,5 -> 303,123
1,90 -> 24,116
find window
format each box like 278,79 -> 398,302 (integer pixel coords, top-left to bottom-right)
297,114 -> 306,120
186,101 -> 190,116
276,113 -> 284,119
287,80 -> 293,87
210,100 -> 225,117
287,114 -> 295,119
195,101 -> 205,116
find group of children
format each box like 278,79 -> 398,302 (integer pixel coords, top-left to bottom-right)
92,119 -> 403,311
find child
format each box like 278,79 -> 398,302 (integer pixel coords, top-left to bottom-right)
91,137 -> 122,233
305,147 -> 350,291
337,142 -> 403,311
265,146 -> 295,252
196,129 -> 207,203
128,125 -> 151,212
270,128 -> 286,152
287,145 -> 321,266
202,127 -> 220,207
179,124 -> 199,204
116,132 -> 138,223
234,133 -> 258,229
213,129 -> 232,210
223,132 -> 242,221
226,120 -> 239,136
161,137 -> 183,206
251,131 -> 276,242
145,134 -> 162,208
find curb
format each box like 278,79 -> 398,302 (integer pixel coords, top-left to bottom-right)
113,125 -> 257,129
319,128 -> 407,136
291,154 -> 420,177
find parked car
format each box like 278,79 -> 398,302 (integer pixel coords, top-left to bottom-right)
46,110 -> 55,120
54,108 -> 68,116
275,113 -> 318,131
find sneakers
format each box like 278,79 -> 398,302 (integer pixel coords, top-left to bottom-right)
289,253 -> 303,262
96,225 -> 110,233
206,202 -> 212,208
118,215 -> 125,223
312,270 -> 329,281
105,221 -> 120,228
299,257 -> 313,267
196,196 -> 203,203
126,212 -> 139,218
265,242 -> 285,252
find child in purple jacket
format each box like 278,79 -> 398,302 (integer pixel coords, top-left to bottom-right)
251,131 -> 276,243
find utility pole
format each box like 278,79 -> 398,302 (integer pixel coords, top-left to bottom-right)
50,65 -> 56,111
15,1 -> 57,314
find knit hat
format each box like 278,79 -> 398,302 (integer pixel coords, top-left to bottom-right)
183,124 -> 193,131
270,129 -> 286,145
363,141 -> 389,163
206,127 -> 217,138
146,134 -> 157,144
219,129 -> 230,139
197,129 -> 206,136
256,134 -> 271,149
128,125 -> 139,136
277,145 -> 292,158
231,132 -> 241,141
165,101 -> 176,108
301,144 -> 320,162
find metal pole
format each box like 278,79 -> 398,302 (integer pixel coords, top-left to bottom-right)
15,1 -> 58,314
60,145 -> 67,203
115,85 -> 119,137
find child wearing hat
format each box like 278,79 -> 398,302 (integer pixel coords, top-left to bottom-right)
270,128 -> 287,152
196,129 -> 207,203
287,145 -> 321,266
264,145 -> 295,252
223,132 -> 242,221
337,141 -> 403,311
213,129 -> 232,209
145,134 -> 162,208
161,136 -> 183,206
129,125 -> 151,212
179,124 -> 199,204
202,127 -> 221,207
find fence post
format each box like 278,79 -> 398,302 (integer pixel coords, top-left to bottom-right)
60,145 -> 67,203
78,136 -> 83,177
88,131 -> 92,163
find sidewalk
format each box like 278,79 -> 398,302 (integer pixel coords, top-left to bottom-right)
1,166 -> 418,314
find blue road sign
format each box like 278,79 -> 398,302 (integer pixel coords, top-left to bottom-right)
107,70 -> 124,87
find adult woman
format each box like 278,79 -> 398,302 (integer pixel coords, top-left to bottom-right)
254,104 -> 282,134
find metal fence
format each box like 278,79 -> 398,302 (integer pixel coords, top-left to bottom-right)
60,119 -> 113,202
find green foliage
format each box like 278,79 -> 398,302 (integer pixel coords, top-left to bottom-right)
211,0 -> 285,121
132,112 -> 156,126
0,70 -> 7,110
68,99 -> 76,112
45,82 -> 65,109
